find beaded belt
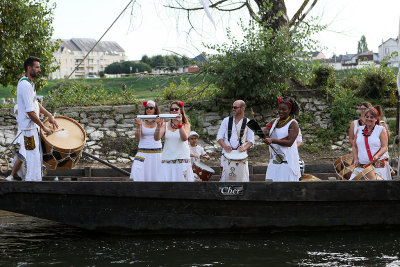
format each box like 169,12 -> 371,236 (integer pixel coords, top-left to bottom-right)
162,159 -> 190,164
138,148 -> 163,153
360,158 -> 388,168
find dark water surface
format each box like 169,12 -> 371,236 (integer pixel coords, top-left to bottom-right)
1,211 -> 400,266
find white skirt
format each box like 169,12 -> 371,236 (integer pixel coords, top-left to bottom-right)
350,163 -> 392,180
266,160 -> 300,182
161,160 -> 194,182
130,151 -> 162,181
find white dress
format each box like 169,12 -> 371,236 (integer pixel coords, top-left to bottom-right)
160,122 -> 194,182
130,124 -> 162,181
350,125 -> 391,180
265,119 -> 301,182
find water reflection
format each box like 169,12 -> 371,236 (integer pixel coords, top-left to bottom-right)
1,210 -> 400,266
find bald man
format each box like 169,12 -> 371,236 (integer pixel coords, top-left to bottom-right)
216,100 -> 254,182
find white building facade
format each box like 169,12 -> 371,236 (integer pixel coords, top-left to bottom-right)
50,38 -> 127,79
378,38 -> 399,67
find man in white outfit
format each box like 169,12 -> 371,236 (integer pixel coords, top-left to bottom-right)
16,56 -> 58,181
216,100 -> 254,182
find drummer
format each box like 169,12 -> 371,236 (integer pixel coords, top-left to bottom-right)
216,100 -> 254,182
351,107 -> 391,180
188,131 -> 210,165
16,57 -> 58,181
349,102 -> 372,146
263,97 -> 301,182
130,100 -> 163,181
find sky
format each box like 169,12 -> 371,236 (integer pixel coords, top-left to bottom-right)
49,0 -> 400,60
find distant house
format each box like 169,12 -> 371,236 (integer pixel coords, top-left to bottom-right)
311,51 -> 326,60
378,37 -> 399,67
50,38 -> 127,79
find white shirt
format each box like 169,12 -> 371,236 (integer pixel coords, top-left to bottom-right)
216,117 -> 255,153
161,122 -> 190,161
190,145 -> 206,164
16,77 -> 39,131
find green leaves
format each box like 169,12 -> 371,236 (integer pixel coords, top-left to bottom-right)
0,0 -> 59,88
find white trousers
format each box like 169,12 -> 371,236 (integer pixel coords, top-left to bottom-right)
22,129 -> 42,181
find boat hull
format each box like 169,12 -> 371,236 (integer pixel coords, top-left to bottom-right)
1,180 -> 400,233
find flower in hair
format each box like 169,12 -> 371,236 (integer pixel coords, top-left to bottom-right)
278,97 -> 282,103
179,102 -> 184,107
142,101 -> 148,107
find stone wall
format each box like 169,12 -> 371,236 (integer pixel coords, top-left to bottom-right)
0,96 -> 347,169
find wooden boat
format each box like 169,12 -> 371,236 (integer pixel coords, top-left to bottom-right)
1,177 -> 400,234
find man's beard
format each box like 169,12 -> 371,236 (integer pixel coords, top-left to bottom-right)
30,69 -> 40,78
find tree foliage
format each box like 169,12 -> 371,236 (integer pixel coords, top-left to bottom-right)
357,35 -> 369,54
202,9 -> 325,104
104,61 -> 152,74
0,0 -> 60,89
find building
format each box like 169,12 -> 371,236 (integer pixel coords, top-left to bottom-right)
378,37 -> 399,67
50,38 -> 127,79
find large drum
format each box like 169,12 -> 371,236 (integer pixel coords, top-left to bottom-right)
192,162 -> 215,181
40,116 -> 86,171
334,154 -> 353,180
223,150 -> 248,182
352,165 -> 383,181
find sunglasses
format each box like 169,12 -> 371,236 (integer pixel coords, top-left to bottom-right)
145,107 -> 154,110
232,106 -> 241,109
170,108 -> 180,111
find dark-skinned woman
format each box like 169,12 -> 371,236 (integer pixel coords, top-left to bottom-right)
130,100 -> 162,181
154,101 -> 194,182
351,107 -> 391,180
263,97 -> 301,181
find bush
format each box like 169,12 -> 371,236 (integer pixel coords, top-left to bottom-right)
357,65 -> 397,99
158,78 -> 221,101
312,65 -> 336,88
338,76 -> 360,91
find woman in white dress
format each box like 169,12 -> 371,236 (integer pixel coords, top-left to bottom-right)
263,97 -> 301,182
349,102 -> 372,146
154,101 -> 194,182
351,107 -> 391,180
130,100 -> 163,181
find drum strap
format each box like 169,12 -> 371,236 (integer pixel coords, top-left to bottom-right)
227,116 -> 247,146
364,136 -> 380,162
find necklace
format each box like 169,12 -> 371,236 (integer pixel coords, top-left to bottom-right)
144,119 -> 155,125
362,125 -> 375,137
277,116 -> 291,128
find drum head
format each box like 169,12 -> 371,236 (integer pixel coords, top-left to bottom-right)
224,150 -> 248,161
41,116 -> 86,150
193,162 -> 215,173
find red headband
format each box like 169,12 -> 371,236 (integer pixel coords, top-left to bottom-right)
278,97 -> 292,110
367,107 -> 380,125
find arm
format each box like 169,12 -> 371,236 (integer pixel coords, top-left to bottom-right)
200,147 -> 210,160
179,123 -> 190,141
134,118 -> 142,141
352,130 -> 359,167
380,122 -> 390,142
374,129 -> 388,161
27,111 -> 53,135
39,102 -> 58,128
266,121 -> 299,147
154,117 -> 165,141
263,119 -> 275,137
216,118 -> 232,153
349,121 -> 355,145
238,127 -> 254,152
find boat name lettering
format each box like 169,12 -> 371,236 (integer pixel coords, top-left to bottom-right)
219,186 -> 243,196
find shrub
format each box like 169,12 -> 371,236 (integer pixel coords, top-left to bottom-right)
158,78 -> 221,101
312,65 -> 336,88
357,65 -> 397,99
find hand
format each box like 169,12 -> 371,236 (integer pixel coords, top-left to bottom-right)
263,138 -> 272,145
135,117 -> 142,126
238,146 -> 246,152
155,116 -> 164,127
176,114 -> 183,124
224,146 -> 233,153
48,115 -> 59,129
202,154 -> 210,160
373,155 -> 380,162
43,126 -> 54,136
353,159 -> 359,167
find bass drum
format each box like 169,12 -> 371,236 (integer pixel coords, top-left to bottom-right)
41,116 -> 86,171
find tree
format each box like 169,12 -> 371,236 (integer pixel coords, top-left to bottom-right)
151,55 -> 167,69
0,0 -> 60,89
166,0 -> 319,31
140,55 -> 151,65
166,55 -> 177,71
357,35 -> 369,54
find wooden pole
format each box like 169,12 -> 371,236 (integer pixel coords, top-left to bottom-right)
82,151 -> 130,176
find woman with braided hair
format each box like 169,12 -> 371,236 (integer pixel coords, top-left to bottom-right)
154,101 -> 194,182
263,97 -> 301,181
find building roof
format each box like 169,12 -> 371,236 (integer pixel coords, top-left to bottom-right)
60,38 -> 125,53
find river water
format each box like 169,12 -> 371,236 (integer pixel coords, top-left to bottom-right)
1,210 -> 400,266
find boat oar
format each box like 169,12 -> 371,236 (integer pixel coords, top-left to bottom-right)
82,151 -> 130,176
247,108 -> 285,163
